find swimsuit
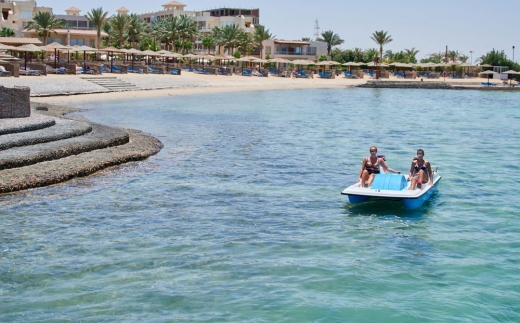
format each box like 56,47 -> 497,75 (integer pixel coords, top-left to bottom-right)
366,158 -> 380,175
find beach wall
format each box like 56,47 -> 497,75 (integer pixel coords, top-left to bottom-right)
0,86 -> 31,118
358,81 -> 453,89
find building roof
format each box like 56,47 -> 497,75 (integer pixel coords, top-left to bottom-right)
162,1 -> 186,7
0,37 -> 42,45
65,6 -> 81,12
274,40 -> 311,45
117,7 -> 130,12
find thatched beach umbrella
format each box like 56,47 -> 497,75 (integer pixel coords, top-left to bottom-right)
12,44 -> 44,69
101,46 -> 124,72
72,45 -> 98,70
479,70 -> 499,83
501,70 -> 520,85
41,42 -> 72,68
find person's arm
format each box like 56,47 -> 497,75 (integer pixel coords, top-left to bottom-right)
379,159 -> 399,174
358,158 -> 367,181
407,162 -> 415,181
426,161 -> 433,185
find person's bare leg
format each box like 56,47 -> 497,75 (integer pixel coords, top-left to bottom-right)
361,170 -> 369,187
409,177 -> 418,190
367,174 -> 376,187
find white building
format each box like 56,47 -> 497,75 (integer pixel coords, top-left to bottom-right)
262,39 -> 328,61
0,0 -> 52,36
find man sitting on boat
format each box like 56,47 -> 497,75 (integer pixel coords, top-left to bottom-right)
358,146 -> 400,188
407,149 -> 433,190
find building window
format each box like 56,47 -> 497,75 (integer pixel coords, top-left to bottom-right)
266,46 -> 271,56
306,47 -> 317,55
19,10 -> 32,19
78,21 -> 87,28
70,39 -> 84,46
48,38 -> 62,44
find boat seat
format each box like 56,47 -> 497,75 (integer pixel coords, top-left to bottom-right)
371,174 -> 407,190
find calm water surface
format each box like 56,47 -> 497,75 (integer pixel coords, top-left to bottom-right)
1,88 -> 520,322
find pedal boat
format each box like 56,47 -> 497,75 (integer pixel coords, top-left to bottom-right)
341,170 -> 441,209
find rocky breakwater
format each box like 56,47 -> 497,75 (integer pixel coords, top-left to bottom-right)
357,80 -> 454,89
0,102 -> 163,194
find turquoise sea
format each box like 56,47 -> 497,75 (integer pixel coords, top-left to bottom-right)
1,88 -> 520,322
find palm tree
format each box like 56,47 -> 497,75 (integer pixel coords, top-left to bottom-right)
301,37 -> 311,41
404,47 -> 420,63
319,30 -> 344,57
384,49 -> 394,61
177,14 -> 198,54
127,14 -> 147,49
25,11 -> 64,45
447,50 -> 460,63
109,14 -> 130,48
220,24 -> 242,55
253,25 -> 274,58
428,52 -> 444,64
210,26 -> 223,55
162,16 -> 180,51
201,36 -> 214,54
370,30 -> 393,62
458,54 -> 469,63
85,7 -> 109,49
238,32 -> 257,56
364,48 -> 379,62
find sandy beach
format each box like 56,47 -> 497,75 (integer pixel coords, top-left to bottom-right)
0,72 -> 499,106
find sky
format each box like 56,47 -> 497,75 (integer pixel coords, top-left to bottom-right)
41,0 -> 520,63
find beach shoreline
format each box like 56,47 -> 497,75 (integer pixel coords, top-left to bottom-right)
0,72 -> 508,106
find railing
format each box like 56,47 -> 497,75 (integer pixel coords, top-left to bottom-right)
274,50 -> 317,56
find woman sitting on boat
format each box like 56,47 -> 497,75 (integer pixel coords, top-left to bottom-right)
407,149 -> 433,190
358,146 -> 400,188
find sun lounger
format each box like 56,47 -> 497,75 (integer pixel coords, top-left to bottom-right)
148,67 -> 160,74
128,67 -> 143,73
19,67 -> 41,76
171,69 -> 180,75
81,68 -> 96,74
217,68 -> 228,75
481,82 -> 496,87
299,71 -> 309,78
181,66 -> 194,72
111,66 -> 122,73
0,70 -> 12,77
318,72 -> 332,78
242,70 -> 252,76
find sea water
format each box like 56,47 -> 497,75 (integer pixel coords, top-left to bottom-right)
1,88 -> 519,322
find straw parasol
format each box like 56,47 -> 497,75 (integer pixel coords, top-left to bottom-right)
12,44 -> 45,69
479,70 -> 499,83
101,46 -> 124,71
71,45 -> 98,70
41,42 -> 72,68
501,70 -> 520,85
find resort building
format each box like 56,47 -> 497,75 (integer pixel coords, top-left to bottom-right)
0,0 -> 52,36
22,6 -> 108,46
138,1 -> 259,54
262,39 -> 328,61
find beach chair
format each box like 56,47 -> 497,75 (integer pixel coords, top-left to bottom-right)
128,67 -> 143,73
19,67 -> 41,76
111,65 -> 122,73
171,69 -> 180,75
148,67 -> 160,74
242,70 -> 252,76
343,71 -> 351,77
81,67 -> 96,74
217,68 -> 228,75
299,71 -> 309,78
0,70 -> 11,77
481,82 -> 496,87
181,66 -> 193,72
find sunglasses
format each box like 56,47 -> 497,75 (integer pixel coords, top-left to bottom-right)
417,153 -> 423,156
370,150 -> 377,153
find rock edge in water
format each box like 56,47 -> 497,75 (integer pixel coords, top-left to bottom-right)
0,102 -> 163,194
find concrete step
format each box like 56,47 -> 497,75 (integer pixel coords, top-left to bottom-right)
0,123 -> 129,170
80,77 -> 137,92
0,115 -> 56,136
0,128 -> 163,194
0,118 -> 92,151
